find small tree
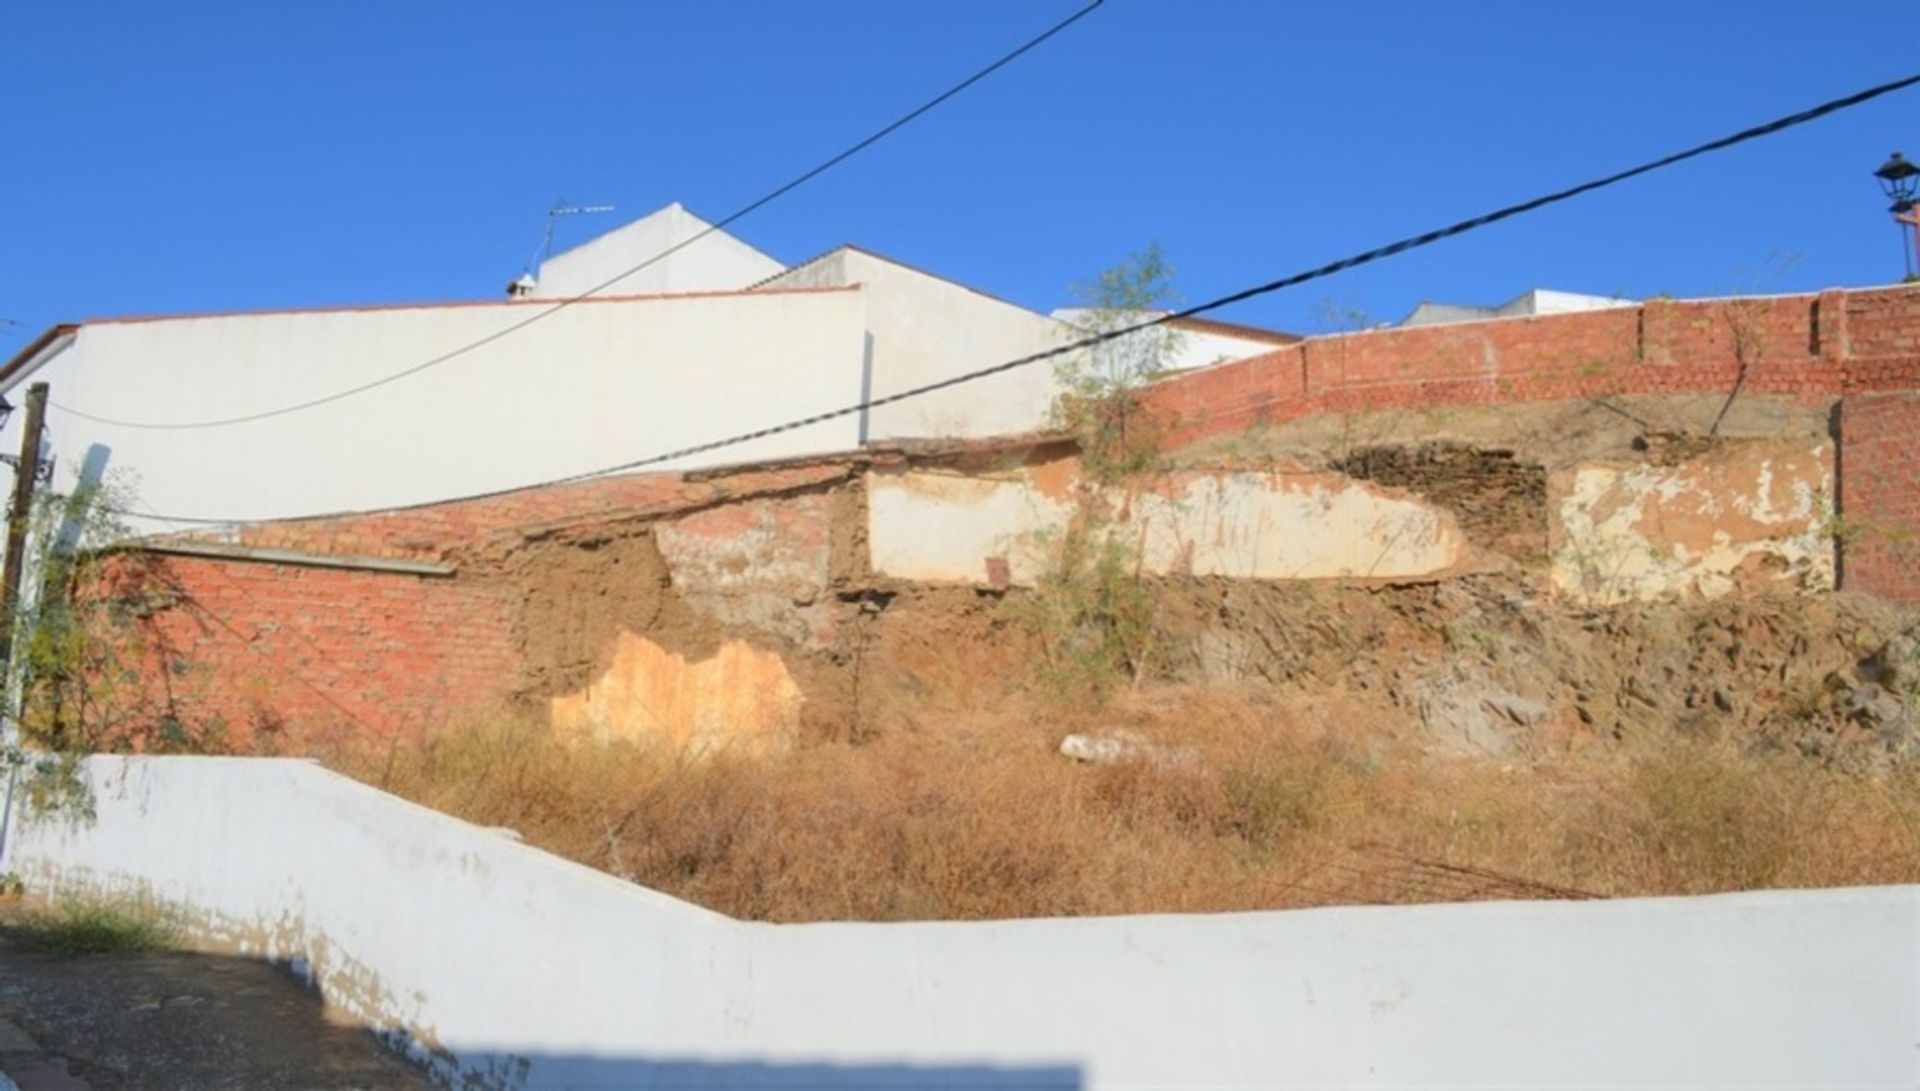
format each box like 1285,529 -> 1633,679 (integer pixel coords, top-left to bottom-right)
1010,245 -> 1189,698
1011,516 -> 1157,696
1052,242 -> 1185,481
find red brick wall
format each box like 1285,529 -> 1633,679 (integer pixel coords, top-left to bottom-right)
97,461 -> 853,749
1839,391 -> 1920,603
184,462 -> 850,563
102,554 -> 517,749
1145,286 -> 1920,447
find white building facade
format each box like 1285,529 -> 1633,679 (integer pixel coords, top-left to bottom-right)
0,205 -> 1289,531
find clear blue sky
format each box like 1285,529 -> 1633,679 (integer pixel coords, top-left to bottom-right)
3,0 -> 1915,347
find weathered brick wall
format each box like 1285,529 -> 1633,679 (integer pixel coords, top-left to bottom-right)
107,554 -> 518,747
99,461 -> 856,748
1145,286 -> 1920,606
1839,391 -> 1920,603
1145,286 -> 1920,447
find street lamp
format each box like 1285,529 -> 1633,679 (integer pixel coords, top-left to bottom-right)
1873,151 -> 1920,280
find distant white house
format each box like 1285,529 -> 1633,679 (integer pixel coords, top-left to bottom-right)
0,204 -> 1292,530
1399,289 -> 1635,328
1049,308 -> 1300,371
0,287 -> 870,532
514,203 -> 783,299
760,246 -> 1072,441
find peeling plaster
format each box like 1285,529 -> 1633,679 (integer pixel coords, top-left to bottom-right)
864,459 -> 1470,586
1132,472 -> 1467,580
1550,439 -> 1835,604
654,495 -> 834,648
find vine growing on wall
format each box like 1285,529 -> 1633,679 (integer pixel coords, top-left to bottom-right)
2,476 -> 222,820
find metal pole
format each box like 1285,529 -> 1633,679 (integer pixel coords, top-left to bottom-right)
0,381 -> 45,875
1896,206 -> 1920,280
0,381 -> 49,670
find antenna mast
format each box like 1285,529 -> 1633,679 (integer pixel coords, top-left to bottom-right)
537,201 -> 617,268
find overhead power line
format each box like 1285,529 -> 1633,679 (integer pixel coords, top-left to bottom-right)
108,70 -> 1920,526
46,0 -> 1106,432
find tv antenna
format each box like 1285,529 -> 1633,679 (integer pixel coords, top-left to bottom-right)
526,200 -> 616,275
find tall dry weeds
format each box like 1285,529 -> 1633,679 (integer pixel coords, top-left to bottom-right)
328,678 -> 1920,922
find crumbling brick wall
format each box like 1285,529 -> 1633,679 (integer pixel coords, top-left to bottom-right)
85,462 -> 856,748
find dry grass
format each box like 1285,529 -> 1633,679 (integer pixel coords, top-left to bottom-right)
326,666 -> 1920,922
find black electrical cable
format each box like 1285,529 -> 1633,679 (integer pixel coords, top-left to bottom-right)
106,70 -> 1920,526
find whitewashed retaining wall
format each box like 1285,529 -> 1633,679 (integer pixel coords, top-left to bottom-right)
865,463 -> 1472,586
6,757 -> 1917,1090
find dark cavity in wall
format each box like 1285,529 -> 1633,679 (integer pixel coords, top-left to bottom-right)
1329,442 -> 1550,564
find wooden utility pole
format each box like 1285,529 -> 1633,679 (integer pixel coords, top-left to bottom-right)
0,381 -> 49,670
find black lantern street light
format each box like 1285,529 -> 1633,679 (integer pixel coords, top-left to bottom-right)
1873,151 -> 1920,281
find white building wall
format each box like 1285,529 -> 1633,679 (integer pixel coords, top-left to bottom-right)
527,203 -> 785,298
763,249 -> 1070,440
1051,308 -> 1285,371
8,756 -> 1917,1091
1,289 -> 868,530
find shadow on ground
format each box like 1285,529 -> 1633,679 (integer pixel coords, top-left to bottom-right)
0,922 -> 430,1090
0,914 -> 1083,1090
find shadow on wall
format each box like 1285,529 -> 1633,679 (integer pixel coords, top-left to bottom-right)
450,1052 -> 1082,1091
54,443 -> 113,553
0,923 -> 1082,1091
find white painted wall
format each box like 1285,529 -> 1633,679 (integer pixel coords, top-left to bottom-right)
762,248 -> 1070,440
9,757 -> 1914,1091
1,289 -> 867,531
527,203 -> 785,299
864,463 -> 1471,585
1403,289 -> 1637,328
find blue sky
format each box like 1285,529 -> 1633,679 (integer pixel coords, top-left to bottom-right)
2,0 -> 1915,347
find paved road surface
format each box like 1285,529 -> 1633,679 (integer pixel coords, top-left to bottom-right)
0,916 -> 430,1091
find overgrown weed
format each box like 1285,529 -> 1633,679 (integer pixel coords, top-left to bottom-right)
8,897 -> 177,955
328,688 -> 1920,922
